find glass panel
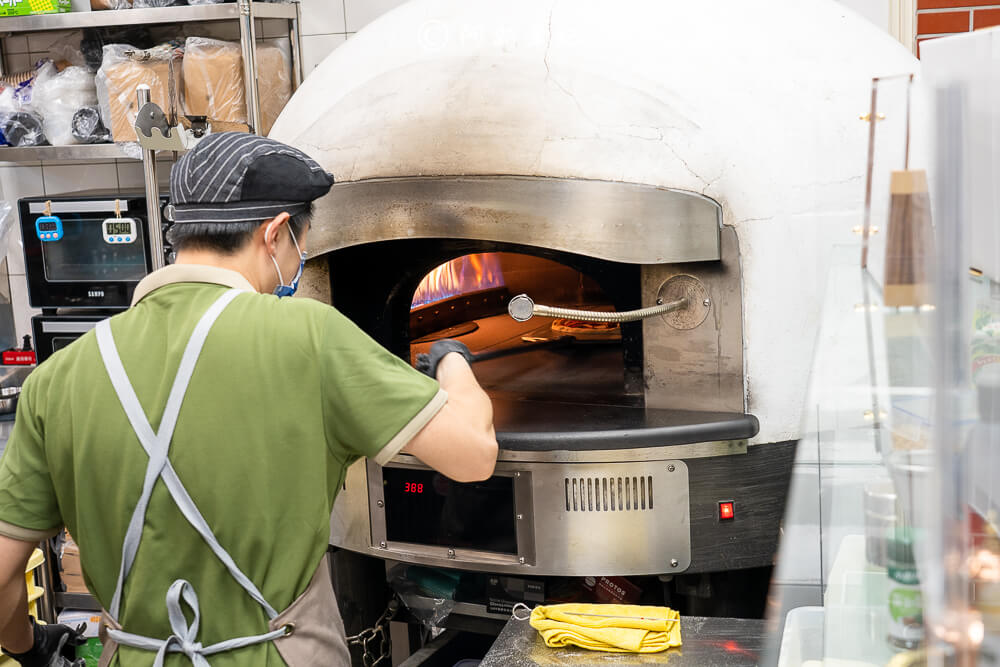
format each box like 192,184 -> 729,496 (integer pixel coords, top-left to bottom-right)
771,34 -> 1000,666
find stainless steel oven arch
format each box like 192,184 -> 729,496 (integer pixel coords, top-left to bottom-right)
308,176 -> 722,265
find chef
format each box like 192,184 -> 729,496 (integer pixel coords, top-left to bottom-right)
0,132 -> 498,667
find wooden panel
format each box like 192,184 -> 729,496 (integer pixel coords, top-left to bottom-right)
685,441 -> 797,572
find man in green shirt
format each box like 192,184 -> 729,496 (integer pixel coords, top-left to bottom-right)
0,133 -> 498,666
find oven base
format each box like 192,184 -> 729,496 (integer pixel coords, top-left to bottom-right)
331,440 -> 795,577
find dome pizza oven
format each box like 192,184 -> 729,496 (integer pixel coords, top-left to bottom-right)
270,0 -> 918,579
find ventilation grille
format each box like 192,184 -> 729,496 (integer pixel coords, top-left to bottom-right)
564,476 -> 654,512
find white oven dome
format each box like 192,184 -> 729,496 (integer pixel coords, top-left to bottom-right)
271,0 -> 919,445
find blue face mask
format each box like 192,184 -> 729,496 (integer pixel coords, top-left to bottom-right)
270,225 -> 305,298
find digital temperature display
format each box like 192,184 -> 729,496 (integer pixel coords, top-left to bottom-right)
382,467 -> 518,554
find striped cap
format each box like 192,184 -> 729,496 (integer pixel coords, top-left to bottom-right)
168,132 -> 334,224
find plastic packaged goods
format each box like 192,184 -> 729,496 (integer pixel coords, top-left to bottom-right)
183,37 -> 244,123
131,0 -> 180,7
47,33 -> 88,70
71,106 -> 112,143
32,66 -> 100,145
90,0 -> 131,9
183,36 -> 291,135
0,63 -> 50,147
96,42 -> 183,143
81,28 -> 155,72
258,38 -> 292,135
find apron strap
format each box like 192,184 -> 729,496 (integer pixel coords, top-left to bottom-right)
96,289 -> 279,621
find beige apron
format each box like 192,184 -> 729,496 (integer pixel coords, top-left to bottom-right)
93,290 -> 350,666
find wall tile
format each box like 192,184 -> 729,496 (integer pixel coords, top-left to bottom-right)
5,53 -> 32,74
42,162 -> 119,196
26,30 -> 78,53
6,226 -> 26,277
188,22 -> 241,42
0,165 -> 44,198
301,33 -> 347,74
116,159 -> 173,191
8,269 -> 36,342
261,18 -> 293,40
344,0 -> 406,33
300,0 -> 347,36
3,36 -> 28,55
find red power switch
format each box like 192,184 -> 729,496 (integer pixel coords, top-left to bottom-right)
719,501 -> 735,521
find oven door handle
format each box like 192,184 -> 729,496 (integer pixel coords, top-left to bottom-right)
507,294 -> 688,323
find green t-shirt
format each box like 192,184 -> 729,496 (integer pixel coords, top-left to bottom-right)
0,267 -> 444,666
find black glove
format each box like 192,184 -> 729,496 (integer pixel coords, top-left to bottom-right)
415,339 -> 475,378
1,618 -> 86,667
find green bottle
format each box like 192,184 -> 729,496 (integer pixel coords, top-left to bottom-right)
887,530 -> 923,650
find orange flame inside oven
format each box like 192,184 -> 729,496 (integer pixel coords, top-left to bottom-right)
412,253 -> 505,308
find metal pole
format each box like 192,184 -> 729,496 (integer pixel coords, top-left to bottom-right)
136,85 -> 165,271
860,79 -> 879,270
238,0 -> 263,135
289,1 -> 304,90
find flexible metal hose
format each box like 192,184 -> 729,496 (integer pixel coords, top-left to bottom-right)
508,294 -> 688,323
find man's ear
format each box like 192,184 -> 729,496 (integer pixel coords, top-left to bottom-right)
261,212 -> 292,254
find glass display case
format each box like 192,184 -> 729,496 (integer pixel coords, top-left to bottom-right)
769,27 -> 1000,666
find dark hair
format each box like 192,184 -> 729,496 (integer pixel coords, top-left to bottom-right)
166,204 -> 314,255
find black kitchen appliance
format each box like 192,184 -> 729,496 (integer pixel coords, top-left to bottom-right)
20,191 -> 170,310
31,314 -> 113,365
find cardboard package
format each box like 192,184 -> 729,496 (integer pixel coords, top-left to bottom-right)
60,532 -> 89,594
0,0 -> 71,17
97,45 -> 182,143
184,37 -> 291,135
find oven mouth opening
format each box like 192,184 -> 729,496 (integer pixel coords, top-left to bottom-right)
408,252 -> 629,406
328,239 -> 757,451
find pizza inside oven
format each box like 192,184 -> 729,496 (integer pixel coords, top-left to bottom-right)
550,318 -> 622,340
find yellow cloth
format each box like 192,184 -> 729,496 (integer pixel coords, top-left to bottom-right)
528,603 -> 682,653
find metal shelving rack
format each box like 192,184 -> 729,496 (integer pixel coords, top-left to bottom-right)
0,0 -> 304,162
0,1 -> 304,621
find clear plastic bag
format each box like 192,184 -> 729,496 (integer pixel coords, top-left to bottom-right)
183,37 -> 245,124
0,63 -> 50,147
258,37 -> 292,135
32,66 -> 100,146
132,0 -> 180,7
47,33 -> 88,70
0,201 -> 16,262
186,0 -> 226,4
71,106 -> 111,144
90,0 -> 131,9
96,42 -> 183,143
388,565 -> 458,628
182,36 -> 291,134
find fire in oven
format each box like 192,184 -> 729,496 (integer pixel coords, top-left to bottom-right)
324,176 -> 791,580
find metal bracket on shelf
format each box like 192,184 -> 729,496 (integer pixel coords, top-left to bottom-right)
133,101 -> 206,152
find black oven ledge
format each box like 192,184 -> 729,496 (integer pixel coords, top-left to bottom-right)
493,400 -> 759,451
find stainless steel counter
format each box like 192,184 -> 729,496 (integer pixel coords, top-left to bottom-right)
480,616 -> 767,666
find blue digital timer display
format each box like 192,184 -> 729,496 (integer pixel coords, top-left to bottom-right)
35,215 -> 64,242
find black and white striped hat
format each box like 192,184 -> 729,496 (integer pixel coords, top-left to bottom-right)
168,132 -> 334,224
